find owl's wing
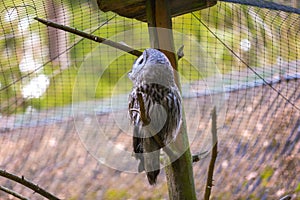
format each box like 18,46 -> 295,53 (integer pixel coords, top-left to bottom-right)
129,89 -> 161,184
148,86 -> 182,145
128,90 -> 145,172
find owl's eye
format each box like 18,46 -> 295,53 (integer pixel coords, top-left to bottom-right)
135,55 -> 144,66
138,58 -> 144,65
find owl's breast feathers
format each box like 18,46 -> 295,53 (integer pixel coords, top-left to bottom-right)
128,83 -> 182,145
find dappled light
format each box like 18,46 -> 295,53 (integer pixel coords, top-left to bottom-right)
0,0 -> 300,199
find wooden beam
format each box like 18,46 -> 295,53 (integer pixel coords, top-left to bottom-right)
97,0 -> 217,22
146,0 -> 197,199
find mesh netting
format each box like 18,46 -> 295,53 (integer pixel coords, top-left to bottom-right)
0,0 -> 299,199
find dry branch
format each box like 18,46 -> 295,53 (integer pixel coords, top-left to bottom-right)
204,107 -> 218,200
136,92 -> 151,126
0,185 -> 29,200
34,17 -> 143,57
192,150 -> 208,162
34,17 -> 184,61
0,169 -> 60,200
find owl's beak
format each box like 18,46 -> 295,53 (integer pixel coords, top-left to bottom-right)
128,71 -> 133,80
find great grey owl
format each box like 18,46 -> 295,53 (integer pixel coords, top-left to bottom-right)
128,48 -> 182,185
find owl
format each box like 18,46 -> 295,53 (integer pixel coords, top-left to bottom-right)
128,48 -> 182,185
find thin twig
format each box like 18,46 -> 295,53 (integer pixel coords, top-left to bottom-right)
0,185 -> 29,200
204,107 -> 218,200
279,195 -> 292,200
0,169 -> 60,200
34,17 -> 143,57
192,150 -> 209,162
177,45 -> 184,60
136,92 -> 164,148
136,92 -> 151,125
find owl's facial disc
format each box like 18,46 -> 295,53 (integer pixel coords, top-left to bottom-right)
128,51 -> 148,81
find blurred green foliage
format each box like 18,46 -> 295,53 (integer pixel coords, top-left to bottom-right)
260,166 -> 274,186
0,1 -> 300,114
103,188 -> 129,200
295,182 -> 300,192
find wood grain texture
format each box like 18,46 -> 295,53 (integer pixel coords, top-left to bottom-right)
97,0 -> 217,22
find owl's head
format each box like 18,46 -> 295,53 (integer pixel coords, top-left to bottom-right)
128,48 -> 176,87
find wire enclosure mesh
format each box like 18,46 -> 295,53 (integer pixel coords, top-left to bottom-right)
0,0 -> 300,199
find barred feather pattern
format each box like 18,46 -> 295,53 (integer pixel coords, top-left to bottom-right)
128,83 -> 182,185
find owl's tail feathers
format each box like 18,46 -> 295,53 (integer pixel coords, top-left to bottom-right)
147,170 -> 160,185
145,154 -> 160,185
144,137 -> 160,185
133,137 -> 160,185
133,127 -> 161,185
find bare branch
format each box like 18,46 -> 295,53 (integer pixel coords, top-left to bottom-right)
34,17 -> 143,57
34,17 -> 184,61
279,195 -> 292,200
136,92 -> 151,126
0,169 -> 60,200
192,150 -> 209,162
204,106 -> 218,200
177,45 -> 184,60
0,185 -> 29,200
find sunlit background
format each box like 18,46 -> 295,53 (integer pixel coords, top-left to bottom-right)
0,0 -> 300,199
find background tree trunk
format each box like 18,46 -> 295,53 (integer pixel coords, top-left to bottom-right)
46,0 -> 70,70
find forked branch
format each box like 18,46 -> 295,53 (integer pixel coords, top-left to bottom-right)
0,185 -> 29,200
0,169 -> 60,200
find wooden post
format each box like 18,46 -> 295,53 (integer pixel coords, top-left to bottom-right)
146,0 -> 197,199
